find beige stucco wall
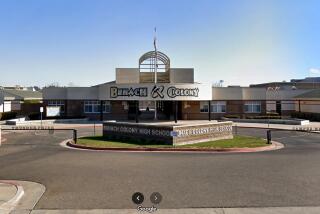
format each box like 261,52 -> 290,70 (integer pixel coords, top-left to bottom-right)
212,87 -> 266,100
42,87 -> 67,100
296,100 -> 320,113
66,87 -> 99,100
266,89 -> 310,100
43,87 -> 99,100
116,68 -> 140,84
170,68 -> 194,83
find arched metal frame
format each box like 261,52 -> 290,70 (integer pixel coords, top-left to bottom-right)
139,51 -> 170,73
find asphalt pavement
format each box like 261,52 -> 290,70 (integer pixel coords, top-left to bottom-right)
0,127 -> 320,210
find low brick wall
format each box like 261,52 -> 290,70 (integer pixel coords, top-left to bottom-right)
103,121 -> 233,146
172,122 -> 233,145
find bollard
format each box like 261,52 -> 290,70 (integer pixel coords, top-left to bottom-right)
73,129 -> 77,144
267,130 -> 271,144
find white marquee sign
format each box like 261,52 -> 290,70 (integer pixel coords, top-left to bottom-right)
103,84 -> 211,101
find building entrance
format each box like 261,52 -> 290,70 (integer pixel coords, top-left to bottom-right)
127,101 -> 178,121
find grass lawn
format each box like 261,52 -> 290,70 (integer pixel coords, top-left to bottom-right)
76,135 -> 267,149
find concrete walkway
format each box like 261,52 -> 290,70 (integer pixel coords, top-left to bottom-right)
0,181 -> 24,214
0,181 -> 45,214
0,182 -> 18,206
234,122 -> 320,132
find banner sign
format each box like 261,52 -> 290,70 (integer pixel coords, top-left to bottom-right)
46,106 -> 61,117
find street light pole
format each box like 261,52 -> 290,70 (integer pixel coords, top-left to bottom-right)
154,28 -> 157,121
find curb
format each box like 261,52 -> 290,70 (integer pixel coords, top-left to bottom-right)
1,137 -> 7,144
0,180 -> 24,213
0,180 -> 46,213
64,140 -> 284,153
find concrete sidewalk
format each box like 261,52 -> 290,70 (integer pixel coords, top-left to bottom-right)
0,181 -> 24,214
0,182 -> 18,206
0,181 -> 45,214
234,122 -> 320,132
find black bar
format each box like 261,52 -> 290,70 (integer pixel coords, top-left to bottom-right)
3,128 -> 76,131
174,101 -> 178,123
73,129 -> 77,144
135,101 -> 139,123
267,130 -> 271,144
208,100 -> 211,121
100,100 -> 103,121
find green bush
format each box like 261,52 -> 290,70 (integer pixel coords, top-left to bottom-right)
28,112 -> 41,120
0,112 -> 17,120
224,114 -> 241,119
291,112 -> 320,122
23,100 -> 41,104
246,115 -> 281,119
266,112 -> 279,116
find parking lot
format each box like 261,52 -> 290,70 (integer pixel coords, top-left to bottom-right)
0,127 -> 320,209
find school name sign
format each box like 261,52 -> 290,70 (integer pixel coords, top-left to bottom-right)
106,84 -> 211,101
103,121 -> 233,146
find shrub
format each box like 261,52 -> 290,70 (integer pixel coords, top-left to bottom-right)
0,112 -> 17,120
28,112 -> 41,120
224,114 -> 241,119
245,115 -> 281,119
291,112 -> 320,122
23,100 -> 41,104
266,112 -> 279,116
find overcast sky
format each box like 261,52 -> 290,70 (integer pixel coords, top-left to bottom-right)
0,0 -> 319,87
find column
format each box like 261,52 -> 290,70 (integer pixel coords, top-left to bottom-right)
100,100 -> 103,121
174,101 -> 178,123
135,101 -> 139,123
208,100 -> 211,121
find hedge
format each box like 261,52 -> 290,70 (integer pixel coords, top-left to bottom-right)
223,114 -> 241,119
28,112 -> 41,120
0,112 -> 17,120
245,115 -> 281,119
291,112 -> 320,122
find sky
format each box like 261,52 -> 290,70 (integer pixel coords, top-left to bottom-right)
0,0 -> 319,87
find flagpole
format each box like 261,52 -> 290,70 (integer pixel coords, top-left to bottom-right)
154,28 -> 157,120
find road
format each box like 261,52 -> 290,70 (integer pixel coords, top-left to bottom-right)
0,127 -> 320,209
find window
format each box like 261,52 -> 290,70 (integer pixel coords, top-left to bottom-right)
212,101 -> 226,113
244,101 -> 261,113
48,100 -> 65,113
200,101 -> 226,113
84,101 -> 99,113
84,101 -> 111,113
200,101 -> 209,113
103,101 -> 111,113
